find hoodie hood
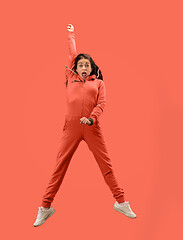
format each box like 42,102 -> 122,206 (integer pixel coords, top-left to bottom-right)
65,65 -> 97,82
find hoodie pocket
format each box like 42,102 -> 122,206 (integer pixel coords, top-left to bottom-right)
62,120 -> 69,131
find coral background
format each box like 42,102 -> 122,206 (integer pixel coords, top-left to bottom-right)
1,0 -> 182,239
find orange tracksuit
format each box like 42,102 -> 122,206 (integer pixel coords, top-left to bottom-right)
41,31 -> 125,208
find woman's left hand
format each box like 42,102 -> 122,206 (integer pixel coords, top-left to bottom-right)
80,117 -> 91,125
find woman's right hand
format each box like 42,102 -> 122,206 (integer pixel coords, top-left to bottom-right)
67,24 -> 74,32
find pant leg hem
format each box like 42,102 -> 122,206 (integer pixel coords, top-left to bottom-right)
41,202 -> 51,208
116,195 -> 125,203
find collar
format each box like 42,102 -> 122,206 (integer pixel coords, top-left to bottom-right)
65,66 -> 97,82
77,73 -> 97,82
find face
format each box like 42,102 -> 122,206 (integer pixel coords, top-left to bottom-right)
76,58 -> 92,80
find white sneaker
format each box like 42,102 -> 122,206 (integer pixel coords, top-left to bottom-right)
113,201 -> 136,218
33,206 -> 55,227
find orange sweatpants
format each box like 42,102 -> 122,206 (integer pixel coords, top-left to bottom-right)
41,115 -> 125,208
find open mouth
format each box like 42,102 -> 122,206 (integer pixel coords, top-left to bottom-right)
82,72 -> 87,77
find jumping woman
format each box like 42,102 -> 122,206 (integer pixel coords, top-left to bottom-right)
33,24 -> 136,227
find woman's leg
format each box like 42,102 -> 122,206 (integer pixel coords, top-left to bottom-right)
41,118 -> 82,208
84,122 -> 125,203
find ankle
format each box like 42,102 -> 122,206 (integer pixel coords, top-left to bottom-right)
116,195 -> 125,204
41,206 -> 50,210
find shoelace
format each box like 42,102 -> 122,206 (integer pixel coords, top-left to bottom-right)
40,207 -> 50,211
37,207 -> 46,215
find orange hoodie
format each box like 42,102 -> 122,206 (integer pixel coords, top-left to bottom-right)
65,31 -> 106,124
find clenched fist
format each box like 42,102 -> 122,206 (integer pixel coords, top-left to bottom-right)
67,24 -> 74,32
80,117 -> 91,125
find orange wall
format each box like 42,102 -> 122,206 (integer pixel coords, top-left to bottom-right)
1,0 -> 183,239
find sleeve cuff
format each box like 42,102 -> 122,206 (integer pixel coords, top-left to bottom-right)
88,118 -> 94,126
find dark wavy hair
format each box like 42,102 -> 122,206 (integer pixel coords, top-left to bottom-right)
65,53 -> 103,87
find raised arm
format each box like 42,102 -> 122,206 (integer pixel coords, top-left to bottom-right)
67,24 -> 77,69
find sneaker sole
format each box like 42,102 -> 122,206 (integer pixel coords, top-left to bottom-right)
33,209 -> 55,227
113,205 -> 136,218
